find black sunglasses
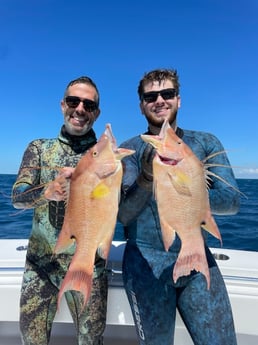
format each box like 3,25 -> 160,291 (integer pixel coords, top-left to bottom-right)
142,88 -> 178,103
65,96 -> 98,112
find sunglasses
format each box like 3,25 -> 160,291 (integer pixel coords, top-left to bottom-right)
142,88 -> 178,103
65,96 -> 98,112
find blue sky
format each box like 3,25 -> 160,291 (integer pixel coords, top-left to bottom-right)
1,0 -> 258,178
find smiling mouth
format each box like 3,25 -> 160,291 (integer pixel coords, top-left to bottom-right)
71,115 -> 88,126
155,108 -> 168,114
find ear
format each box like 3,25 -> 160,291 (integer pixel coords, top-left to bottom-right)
140,101 -> 145,115
177,95 -> 181,108
95,108 -> 101,119
60,99 -> 66,114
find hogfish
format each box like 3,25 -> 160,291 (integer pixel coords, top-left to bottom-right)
46,124 -> 134,309
141,118 -> 222,289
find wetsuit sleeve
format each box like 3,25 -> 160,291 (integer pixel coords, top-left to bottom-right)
12,141 -> 47,209
118,140 -> 153,226
118,182 -> 152,226
204,136 -> 240,215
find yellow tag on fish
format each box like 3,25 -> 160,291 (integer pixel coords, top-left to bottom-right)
91,182 -> 110,199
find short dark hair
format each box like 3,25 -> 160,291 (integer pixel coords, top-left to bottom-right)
138,69 -> 180,100
64,76 -> 100,106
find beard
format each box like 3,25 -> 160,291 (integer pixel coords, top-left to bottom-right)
64,117 -> 91,136
147,111 -> 178,128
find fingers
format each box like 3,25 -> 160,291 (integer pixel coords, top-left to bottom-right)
44,167 -> 74,201
142,144 -> 156,164
44,181 -> 65,201
59,167 -> 75,178
141,144 -> 156,177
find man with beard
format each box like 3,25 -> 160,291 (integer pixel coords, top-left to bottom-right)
118,68 -> 239,345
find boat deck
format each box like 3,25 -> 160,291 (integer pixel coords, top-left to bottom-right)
1,322 -> 258,345
1,240 -> 258,345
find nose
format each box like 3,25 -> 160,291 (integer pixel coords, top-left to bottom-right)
75,101 -> 85,111
156,94 -> 165,102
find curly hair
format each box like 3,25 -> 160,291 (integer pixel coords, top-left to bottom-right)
138,68 -> 180,100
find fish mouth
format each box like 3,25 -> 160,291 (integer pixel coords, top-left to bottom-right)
158,155 -> 180,166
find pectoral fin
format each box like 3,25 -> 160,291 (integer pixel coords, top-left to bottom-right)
168,170 -> 192,196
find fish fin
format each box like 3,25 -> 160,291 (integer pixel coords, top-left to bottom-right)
115,147 -> 135,160
97,241 -> 112,260
90,182 -> 110,199
173,238 -> 210,289
202,151 -> 247,198
57,270 -> 93,311
97,228 -> 116,259
167,171 -> 192,196
160,219 -> 176,251
201,212 -> 222,244
205,168 -> 247,198
141,134 -> 162,150
105,123 -> 135,159
54,223 -> 75,254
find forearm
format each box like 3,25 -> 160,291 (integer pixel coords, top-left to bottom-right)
209,188 -> 240,215
12,182 -> 47,209
118,182 -> 152,226
207,166 -> 240,215
118,140 -> 155,225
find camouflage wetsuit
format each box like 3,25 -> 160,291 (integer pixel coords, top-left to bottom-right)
118,127 -> 240,345
12,126 -> 107,345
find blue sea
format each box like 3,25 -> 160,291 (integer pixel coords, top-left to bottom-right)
0,174 -> 257,252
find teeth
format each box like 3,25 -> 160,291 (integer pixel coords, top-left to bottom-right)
73,116 -> 86,122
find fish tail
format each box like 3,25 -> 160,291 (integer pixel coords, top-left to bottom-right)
57,269 -> 93,311
173,246 -> 210,289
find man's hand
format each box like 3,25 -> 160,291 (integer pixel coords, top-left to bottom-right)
136,144 -> 156,191
44,167 -> 75,201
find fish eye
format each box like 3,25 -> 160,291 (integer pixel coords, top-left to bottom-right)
92,151 -> 98,157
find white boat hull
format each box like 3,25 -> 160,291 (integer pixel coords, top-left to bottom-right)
0,239 -> 258,344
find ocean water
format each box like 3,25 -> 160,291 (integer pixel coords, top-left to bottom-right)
0,174 -> 257,252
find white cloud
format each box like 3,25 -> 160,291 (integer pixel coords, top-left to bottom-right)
234,168 -> 258,179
